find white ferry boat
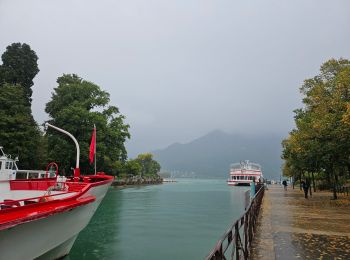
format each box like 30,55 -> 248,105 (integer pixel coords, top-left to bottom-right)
0,123 -> 113,260
227,160 -> 263,186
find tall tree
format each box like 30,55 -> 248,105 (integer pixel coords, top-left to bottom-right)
0,84 -> 44,169
45,74 -> 130,175
282,58 -> 350,199
0,43 -> 39,104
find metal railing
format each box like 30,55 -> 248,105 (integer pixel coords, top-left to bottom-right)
206,185 -> 265,260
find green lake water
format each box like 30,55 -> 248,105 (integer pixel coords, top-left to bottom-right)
66,179 -> 249,260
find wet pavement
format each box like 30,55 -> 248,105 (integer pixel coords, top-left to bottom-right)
250,185 -> 350,260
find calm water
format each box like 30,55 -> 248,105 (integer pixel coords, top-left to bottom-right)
66,179 -> 249,260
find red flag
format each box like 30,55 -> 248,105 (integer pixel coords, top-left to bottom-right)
89,126 -> 96,164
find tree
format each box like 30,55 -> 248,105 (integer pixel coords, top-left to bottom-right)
282,58 -> 350,199
0,84 -> 44,169
135,153 -> 161,177
0,43 -> 39,104
125,159 -> 142,176
45,74 -> 130,175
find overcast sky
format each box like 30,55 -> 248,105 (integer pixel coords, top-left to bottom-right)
1,0 -> 349,157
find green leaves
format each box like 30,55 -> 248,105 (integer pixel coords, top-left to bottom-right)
0,84 -> 43,169
0,43 -> 39,104
282,58 -> 350,191
135,153 -> 161,177
45,74 -> 130,175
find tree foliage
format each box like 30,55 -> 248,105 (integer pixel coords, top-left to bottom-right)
112,154 -> 161,178
0,43 -> 39,104
45,74 -> 130,175
282,58 -> 350,199
135,153 -> 161,177
0,84 -> 44,169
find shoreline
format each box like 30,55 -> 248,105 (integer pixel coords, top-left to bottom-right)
111,177 -> 163,187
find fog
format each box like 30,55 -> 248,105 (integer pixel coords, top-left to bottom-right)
1,0 -> 349,157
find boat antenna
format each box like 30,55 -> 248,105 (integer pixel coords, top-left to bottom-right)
45,123 -> 81,177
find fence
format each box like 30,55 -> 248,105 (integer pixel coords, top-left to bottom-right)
205,184 -> 265,260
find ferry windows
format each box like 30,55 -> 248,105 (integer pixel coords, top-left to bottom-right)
0,161 -> 2,170
16,172 -> 27,179
5,162 -> 11,169
28,172 -> 39,179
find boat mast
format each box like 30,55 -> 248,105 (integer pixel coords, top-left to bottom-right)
45,123 -> 81,177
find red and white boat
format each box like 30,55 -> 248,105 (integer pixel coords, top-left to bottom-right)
0,123 -> 113,259
227,160 -> 263,186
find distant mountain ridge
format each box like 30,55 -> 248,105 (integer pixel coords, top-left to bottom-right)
153,130 -> 284,179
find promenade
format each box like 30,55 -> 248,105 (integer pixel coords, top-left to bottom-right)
250,185 -> 350,260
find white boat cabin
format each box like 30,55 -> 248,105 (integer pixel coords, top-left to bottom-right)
0,146 -> 54,181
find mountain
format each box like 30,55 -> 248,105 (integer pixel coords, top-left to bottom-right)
153,130 -> 284,180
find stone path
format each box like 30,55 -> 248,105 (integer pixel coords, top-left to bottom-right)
250,185 -> 350,260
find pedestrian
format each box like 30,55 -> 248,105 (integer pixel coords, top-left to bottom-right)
282,180 -> 287,191
301,180 -> 309,199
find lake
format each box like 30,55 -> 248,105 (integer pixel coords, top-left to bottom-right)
66,179 -> 249,260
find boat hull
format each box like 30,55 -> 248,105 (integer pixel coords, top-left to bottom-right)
0,181 -> 111,260
227,180 -> 252,186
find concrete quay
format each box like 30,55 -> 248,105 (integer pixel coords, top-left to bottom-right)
250,185 -> 350,260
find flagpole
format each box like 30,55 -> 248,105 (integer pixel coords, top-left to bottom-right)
94,124 -> 97,175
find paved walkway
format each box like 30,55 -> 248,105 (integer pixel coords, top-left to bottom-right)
250,185 -> 350,260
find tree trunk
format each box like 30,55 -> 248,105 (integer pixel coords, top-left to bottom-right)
332,164 -> 338,200
311,172 -> 316,192
307,173 -> 312,197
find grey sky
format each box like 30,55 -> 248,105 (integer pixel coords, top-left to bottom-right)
1,0 -> 349,157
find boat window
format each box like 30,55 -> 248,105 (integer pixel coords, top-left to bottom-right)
28,172 -> 39,179
5,162 -> 10,169
0,161 -> 2,170
16,172 -> 27,179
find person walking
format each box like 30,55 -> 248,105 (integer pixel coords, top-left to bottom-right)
301,180 -> 309,199
282,180 -> 288,191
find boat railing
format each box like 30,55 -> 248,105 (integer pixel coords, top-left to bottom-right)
1,181 -> 91,209
205,184 -> 265,260
0,189 -> 75,209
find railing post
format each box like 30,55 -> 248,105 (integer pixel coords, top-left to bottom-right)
244,213 -> 248,259
235,222 -> 239,260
